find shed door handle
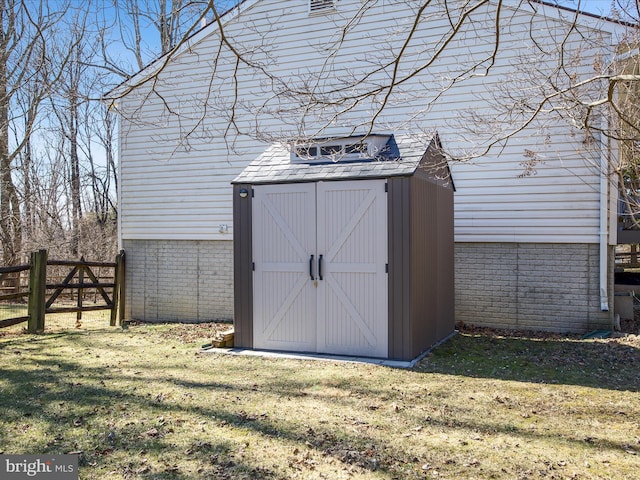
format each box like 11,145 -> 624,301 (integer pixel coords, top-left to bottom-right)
309,255 -> 314,280
318,254 -> 323,281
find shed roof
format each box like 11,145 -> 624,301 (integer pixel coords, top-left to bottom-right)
233,133 -> 453,187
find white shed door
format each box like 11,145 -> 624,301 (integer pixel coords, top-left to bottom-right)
317,181 -> 388,357
253,180 -> 388,357
252,183 -> 317,351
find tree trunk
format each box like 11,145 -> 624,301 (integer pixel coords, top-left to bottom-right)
69,91 -> 81,256
0,1 -> 22,265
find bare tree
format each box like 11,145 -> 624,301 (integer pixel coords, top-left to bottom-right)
108,0 -> 212,71
611,1 -> 640,231
48,7 -> 93,256
0,0 -> 204,264
0,0 -> 74,265
1,0 -> 122,264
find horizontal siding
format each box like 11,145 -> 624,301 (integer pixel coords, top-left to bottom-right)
456,204 -> 598,214
122,232 -> 233,241
118,0 -> 615,242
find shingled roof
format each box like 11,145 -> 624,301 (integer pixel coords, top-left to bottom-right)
232,133 -> 449,185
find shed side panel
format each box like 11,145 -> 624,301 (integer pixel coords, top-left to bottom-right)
387,177 -> 412,360
436,184 -> 456,341
233,184 -> 253,347
409,175 -> 439,357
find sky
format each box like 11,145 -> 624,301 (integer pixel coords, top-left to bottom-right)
558,0 -> 631,17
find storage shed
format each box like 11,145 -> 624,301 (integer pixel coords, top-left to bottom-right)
232,133 -> 455,361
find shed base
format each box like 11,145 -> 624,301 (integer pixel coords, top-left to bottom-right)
199,331 -> 458,369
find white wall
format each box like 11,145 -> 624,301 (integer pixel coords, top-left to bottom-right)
116,0 -> 618,244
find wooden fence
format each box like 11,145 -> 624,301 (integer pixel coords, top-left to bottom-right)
0,249 -> 125,333
0,264 -> 30,328
615,246 -> 640,269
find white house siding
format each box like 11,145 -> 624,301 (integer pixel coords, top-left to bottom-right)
115,0 -> 619,329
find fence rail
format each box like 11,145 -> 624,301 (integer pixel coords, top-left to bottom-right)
0,250 -> 125,333
0,264 -> 30,328
615,250 -> 640,269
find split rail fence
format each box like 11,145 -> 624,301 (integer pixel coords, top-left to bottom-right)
0,249 -> 125,333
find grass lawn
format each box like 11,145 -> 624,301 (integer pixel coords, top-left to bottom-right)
0,322 -> 638,479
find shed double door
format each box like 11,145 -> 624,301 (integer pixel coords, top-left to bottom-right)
252,180 -> 388,357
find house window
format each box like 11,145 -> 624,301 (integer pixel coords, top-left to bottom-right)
309,0 -> 336,15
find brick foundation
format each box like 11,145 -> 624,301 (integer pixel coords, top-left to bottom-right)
122,240 -> 614,333
454,243 -> 614,333
122,239 -> 233,322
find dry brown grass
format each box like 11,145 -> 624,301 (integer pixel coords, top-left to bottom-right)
0,322 -> 638,479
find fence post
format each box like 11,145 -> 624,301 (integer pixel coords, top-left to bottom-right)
27,249 -> 47,333
77,257 -> 84,327
111,250 -> 125,326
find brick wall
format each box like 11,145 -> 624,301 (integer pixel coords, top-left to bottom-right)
455,243 -> 614,333
122,239 -> 614,333
122,239 -> 233,322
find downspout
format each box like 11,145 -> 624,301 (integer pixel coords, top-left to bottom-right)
114,102 -> 123,253
599,115 -> 609,312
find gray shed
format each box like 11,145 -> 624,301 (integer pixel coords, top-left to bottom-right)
232,133 -> 454,361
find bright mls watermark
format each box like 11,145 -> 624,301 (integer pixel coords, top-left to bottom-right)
0,455 -> 78,479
